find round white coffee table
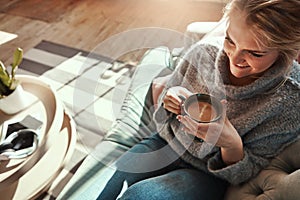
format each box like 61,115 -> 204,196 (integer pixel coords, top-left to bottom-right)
0,75 -> 76,200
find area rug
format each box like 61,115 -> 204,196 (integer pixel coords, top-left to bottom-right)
18,40 -> 136,199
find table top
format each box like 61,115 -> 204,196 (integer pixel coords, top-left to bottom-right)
0,75 -> 76,200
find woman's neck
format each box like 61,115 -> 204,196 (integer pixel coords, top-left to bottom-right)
228,72 -> 259,86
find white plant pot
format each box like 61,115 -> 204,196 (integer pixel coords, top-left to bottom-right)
0,84 -> 36,115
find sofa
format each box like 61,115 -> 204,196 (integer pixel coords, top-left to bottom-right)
58,22 -> 300,200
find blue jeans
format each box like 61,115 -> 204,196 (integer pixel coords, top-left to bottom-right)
96,134 -> 228,200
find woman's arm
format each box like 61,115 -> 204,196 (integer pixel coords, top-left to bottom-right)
152,74 -> 172,108
177,106 -> 244,166
219,111 -> 244,165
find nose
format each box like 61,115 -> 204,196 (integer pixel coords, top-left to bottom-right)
228,48 -> 245,65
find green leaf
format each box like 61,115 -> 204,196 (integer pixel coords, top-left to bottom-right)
0,61 -> 11,87
11,47 -> 23,78
0,47 -> 23,97
9,79 -> 19,90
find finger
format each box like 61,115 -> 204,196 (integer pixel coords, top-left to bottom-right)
166,90 -> 182,103
163,99 -> 180,110
184,115 -> 210,133
177,115 -> 193,133
182,115 -> 198,130
164,106 -> 180,115
181,116 -> 205,139
163,99 -> 181,113
163,102 -> 181,115
165,93 -> 182,107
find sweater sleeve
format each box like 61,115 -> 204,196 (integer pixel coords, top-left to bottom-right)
207,127 -> 300,185
207,148 -> 270,185
153,45 -> 198,124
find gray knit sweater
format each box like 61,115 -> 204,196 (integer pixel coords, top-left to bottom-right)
153,43 -> 300,185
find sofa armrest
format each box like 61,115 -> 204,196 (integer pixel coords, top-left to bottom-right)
186,22 -> 220,39
184,20 -> 226,50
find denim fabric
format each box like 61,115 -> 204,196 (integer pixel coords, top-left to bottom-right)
96,134 -> 228,200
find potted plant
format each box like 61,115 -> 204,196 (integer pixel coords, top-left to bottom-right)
0,48 -> 23,98
0,48 -> 30,114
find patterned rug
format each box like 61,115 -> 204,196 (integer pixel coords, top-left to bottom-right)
18,40 -> 136,199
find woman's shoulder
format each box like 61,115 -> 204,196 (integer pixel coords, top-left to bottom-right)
176,43 -> 221,74
184,42 -> 221,59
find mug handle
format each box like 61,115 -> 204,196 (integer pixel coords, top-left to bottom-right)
178,95 -> 186,115
178,94 -> 186,102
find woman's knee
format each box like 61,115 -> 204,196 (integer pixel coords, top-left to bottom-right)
119,169 -> 227,200
119,176 -> 189,200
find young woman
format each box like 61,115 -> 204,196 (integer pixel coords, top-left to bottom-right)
97,0 -> 300,199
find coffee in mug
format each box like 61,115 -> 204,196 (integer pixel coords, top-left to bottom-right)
181,93 -> 222,123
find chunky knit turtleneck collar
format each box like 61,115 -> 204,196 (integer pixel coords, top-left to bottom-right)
216,50 -> 288,100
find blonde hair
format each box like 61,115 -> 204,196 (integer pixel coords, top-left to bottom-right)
224,0 -> 300,67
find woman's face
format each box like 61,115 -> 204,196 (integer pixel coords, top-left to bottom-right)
223,11 -> 279,82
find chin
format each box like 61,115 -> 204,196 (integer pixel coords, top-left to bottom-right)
229,65 -> 248,78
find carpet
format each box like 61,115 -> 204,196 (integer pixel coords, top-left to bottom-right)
18,40 -> 136,199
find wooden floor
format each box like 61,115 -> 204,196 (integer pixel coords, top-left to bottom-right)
0,0 -> 225,65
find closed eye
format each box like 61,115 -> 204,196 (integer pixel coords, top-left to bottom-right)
225,32 -> 268,58
249,51 -> 264,58
225,36 -> 234,45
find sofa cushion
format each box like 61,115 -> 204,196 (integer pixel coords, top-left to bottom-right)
225,139 -> 300,200
104,46 -> 173,147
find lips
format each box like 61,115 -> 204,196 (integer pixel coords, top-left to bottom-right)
235,64 -> 250,69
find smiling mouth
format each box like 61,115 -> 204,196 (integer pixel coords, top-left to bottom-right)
235,64 -> 250,69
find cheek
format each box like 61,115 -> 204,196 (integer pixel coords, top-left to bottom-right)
249,58 -> 276,72
223,43 -> 230,55
257,52 -> 279,70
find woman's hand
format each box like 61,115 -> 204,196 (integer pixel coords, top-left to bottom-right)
162,86 -> 193,115
177,100 -> 244,165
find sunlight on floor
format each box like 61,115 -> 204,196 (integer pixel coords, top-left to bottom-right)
0,30 -> 17,45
